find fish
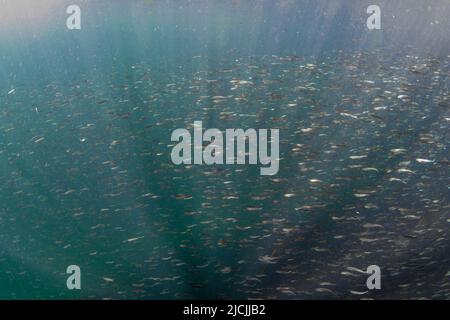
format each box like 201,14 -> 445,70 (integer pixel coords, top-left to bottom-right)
350,290 -> 368,295
416,158 -> 434,164
1,47 -> 448,300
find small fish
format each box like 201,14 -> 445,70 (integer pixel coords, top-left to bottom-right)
340,112 -> 358,119
416,158 -> 434,163
258,255 -> 278,264
220,267 -> 232,274
349,155 -> 367,160
363,223 -> 383,228
283,193 -> 295,198
354,193 -> 370,198
346,267 -> 367,274
350,290 -> 368,295
397,94 -> 410,101
125,236 -> 144,243
397,168 -> 415,174
315,288 -> 336,295
390,148 -> 407,155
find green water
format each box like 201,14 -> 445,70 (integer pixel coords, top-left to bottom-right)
0,0 -> 449,299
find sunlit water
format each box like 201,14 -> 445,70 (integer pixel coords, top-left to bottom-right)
0,0 -> 449,299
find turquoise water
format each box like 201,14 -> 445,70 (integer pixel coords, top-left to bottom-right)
0,0 -> 449,299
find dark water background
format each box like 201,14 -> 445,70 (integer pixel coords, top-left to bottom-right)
0,0 -> 449,299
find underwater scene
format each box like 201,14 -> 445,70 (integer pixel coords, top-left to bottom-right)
0,0 -> 449,300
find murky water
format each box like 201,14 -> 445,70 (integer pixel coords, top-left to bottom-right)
0,0 -> 449,299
